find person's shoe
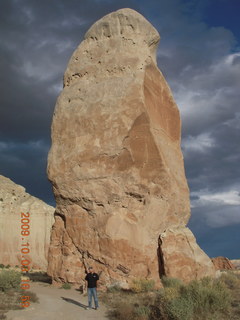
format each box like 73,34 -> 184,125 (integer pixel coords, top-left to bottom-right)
95,307 -> 98,310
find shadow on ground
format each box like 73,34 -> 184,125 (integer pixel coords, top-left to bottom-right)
61,297 -> 88,309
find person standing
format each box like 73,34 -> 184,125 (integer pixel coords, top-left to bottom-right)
85,266 -> 99,310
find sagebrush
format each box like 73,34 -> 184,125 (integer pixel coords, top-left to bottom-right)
101,274 -> 237,320
0,270 -> 21,292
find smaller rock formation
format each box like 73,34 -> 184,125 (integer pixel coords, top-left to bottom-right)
0,175 -> 54,270
212,257 -> 236,271
159,228 -> 216,281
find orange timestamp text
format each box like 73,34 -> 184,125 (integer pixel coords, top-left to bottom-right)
20,212 -> 31,308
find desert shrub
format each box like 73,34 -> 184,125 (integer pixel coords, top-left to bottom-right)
5,265 -> 10,269
189,278 -> 230,315
164,286 -> 181,301
0,265 -> 4,269
19,290 -> 39,303
166,296 -> 194,320
0,291 -> 22,311
220,272 -> 240,290
61,283 -> 71,289
135,305 -> 151,319
109,301 -> 136,320
161,276 -> 183,288
0,270 -> 21,292
103,276 -> 233,320
157,277 -> 231,320
107,283 -> 122,293
130,278 -> 155,293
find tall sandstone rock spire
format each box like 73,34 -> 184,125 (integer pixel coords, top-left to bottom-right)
47,8 -> 215,285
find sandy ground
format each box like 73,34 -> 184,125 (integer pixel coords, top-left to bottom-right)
6,282 -> 109,320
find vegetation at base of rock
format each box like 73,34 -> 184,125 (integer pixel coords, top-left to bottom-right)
0,269 -> 39,314
130,278 -> 155,293
107,284 -> 122,293
161,276 -> 183,288
101,273 -> 240,320
61,283 -> 71,289
0,270 -> 21,292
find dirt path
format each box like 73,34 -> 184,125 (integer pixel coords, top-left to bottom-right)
6,282 -> 109,320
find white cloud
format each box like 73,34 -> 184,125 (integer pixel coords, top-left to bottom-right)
206,205 -> 240,228
190,189 -> 240,228
182,132 -> 215,153
174,51 -> 240,127
200,190 -> 240,205
191,189 -> 240,207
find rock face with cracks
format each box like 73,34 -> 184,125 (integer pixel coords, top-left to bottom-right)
0,175 -> 54,271
47,8 -> 215,286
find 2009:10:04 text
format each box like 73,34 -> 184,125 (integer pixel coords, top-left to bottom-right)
20,212 -> 31,308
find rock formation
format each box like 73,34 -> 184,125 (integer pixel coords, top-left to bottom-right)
212,257 -> 236,271
47,8 -> 215,286
0,175 -> 54,271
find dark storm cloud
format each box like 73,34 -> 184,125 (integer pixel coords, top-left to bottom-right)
0,0 -> 139,200
0,0 -> 139,142
188,218 -> 240,259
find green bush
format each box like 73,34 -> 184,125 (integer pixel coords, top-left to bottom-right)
102,276 -> 234,320
130,278 -> 155,293
0,265 -> 4,269
135,305 -> 151,318
158,276 -> 231,320
161,276 -> 183,288
166,296 -> 194,320
220,271 -> 240,290
61,283 -> 71,289
0,270 -> 21,292
107,283 -> 122,293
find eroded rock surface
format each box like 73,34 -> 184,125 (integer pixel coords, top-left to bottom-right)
212,257 -> 236,271
0,175 -> 54,270
159,228 -> 216,281
47,8 -> 215,286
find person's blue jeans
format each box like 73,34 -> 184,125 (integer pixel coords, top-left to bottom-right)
87,287 -> 99,309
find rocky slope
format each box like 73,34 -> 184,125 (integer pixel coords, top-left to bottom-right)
0,175 -> 54,270
47,8 -> 215,286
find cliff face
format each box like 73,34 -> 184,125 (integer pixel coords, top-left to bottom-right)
47,8 -> 215,286
0,175 -> 54,270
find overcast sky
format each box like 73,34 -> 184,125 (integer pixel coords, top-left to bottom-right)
0,0 -> 239,259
